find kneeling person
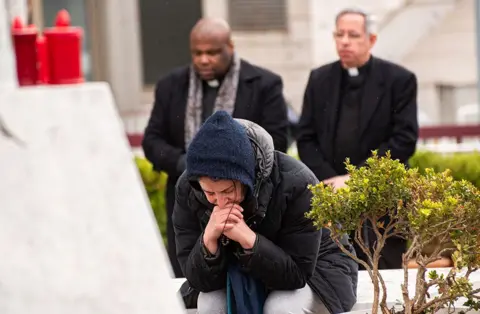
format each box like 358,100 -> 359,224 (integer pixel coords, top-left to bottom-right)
173,111 -> 358,314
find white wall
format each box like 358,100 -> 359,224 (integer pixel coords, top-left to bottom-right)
373,0 -> 458,63
4,0 -> 27,21
98,0 -> 143,114
0,0 -> 21,90
402,0 -> 477,123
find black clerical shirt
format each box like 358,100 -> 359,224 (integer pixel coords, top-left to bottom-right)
333,58 -> 372,174
202,80 -> 219,122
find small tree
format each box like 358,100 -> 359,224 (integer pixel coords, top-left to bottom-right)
307,151 -> 480,314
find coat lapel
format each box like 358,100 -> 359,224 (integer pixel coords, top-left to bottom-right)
359,57 -> 385,137
181,60 -> 257,124
233,60 -> 260,117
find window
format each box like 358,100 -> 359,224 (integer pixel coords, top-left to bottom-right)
228,0 -> 287,32
139,0 -> 202,85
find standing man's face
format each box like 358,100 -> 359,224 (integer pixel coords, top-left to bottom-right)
190,35 -> 234,81
334,13 -> 376,68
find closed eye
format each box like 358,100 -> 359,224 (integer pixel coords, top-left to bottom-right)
202,184 -> 235,196
221,187 -> 234,195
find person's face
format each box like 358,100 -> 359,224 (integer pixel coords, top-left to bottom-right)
190,35 -> 233,81
334,13 -> 376,68
198,177 -> 245,208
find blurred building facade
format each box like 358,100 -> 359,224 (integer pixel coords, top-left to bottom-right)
25,0 -> 478,130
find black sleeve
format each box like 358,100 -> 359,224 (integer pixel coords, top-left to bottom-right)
172,175 -> 228,292
360,72 -> 419,166
142,77 -> 185,176
375,72 -> 418,162
297,71 -> 338,181
239,167 -> 321,290
259,75 -> 289,153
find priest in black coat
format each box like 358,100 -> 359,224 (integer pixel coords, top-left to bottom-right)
297,8 -> 419,269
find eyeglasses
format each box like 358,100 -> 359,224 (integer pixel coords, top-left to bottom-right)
333,31 -> 363,41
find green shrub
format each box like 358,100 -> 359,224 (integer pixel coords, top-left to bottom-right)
307,151 -> 480,314
409,150 -> 480,188
291,147 -> 480,259
409,151 -> 480,257
134,156 -> 168,246
288,146 -> 480,188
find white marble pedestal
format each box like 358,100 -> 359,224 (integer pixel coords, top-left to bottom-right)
172,268 -> 480,313
0,83 -> 187,314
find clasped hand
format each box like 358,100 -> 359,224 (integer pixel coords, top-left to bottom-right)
323,174 -> 350,191
203,204 -> 256,253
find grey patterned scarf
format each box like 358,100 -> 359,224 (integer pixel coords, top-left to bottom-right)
184,54 -> 241,149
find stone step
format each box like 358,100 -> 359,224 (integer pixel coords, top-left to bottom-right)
172,268 -> 480,311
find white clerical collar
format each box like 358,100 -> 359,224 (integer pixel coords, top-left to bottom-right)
206,79 -> 219,88
347,67 -> 359,77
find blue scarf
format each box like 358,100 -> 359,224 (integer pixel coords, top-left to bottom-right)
226,262 -> 267,314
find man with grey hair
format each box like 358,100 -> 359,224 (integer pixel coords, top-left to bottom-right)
297,8 -> 418,269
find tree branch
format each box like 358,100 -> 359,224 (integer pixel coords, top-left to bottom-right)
332,235 -> 372,275
405,237 -> 419,262
351,218 -> 383,314
354,220 -> 374,267
413,264 -> 429,307
421,223 -> 456,266
368,216 -> 390,312
402,237 -> 420,314
370,216 -> 383,247
372,218 -> 390,308
471,287 -> 480,295
383,211 -> 397,233
466,267 -> 478,278
384,216 -> 408,236
416,294 -> 455,313
411,239 -> 451,308
416,282 -> 480,313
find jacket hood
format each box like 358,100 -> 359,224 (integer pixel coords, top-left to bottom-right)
233,118 -> 276,221
234,118 -> 275,199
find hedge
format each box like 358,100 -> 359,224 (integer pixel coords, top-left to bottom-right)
134,150 -> 480,247
288,148 -> 480,188
409,150 -> 480,188
134,156 -> 168,246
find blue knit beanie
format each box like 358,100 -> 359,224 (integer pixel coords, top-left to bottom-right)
186,110 -> 256,193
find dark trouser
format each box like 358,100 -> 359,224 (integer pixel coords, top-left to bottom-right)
350,221 -> 407,270
166,179 -> 183,278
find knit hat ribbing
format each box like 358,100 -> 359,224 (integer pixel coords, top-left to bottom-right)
186,111 -> 256,193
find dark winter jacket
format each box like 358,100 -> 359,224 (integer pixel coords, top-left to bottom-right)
172,115 -> 358,313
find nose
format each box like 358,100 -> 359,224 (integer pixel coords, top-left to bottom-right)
216,194 -> 231,208
199,54 -> 209,65
341,35 -> 351,45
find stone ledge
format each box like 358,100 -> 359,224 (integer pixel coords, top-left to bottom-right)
173,268 -> 480,311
